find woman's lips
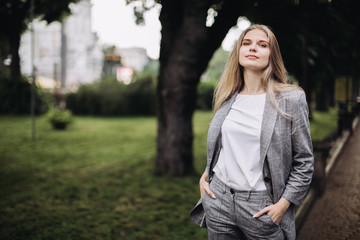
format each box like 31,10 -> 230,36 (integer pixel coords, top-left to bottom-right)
246,55 -> 258,59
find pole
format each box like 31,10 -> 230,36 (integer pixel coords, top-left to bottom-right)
30,0 -> 36,141
61,23 -> 66,89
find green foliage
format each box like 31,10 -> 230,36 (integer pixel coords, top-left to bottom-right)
245,0 -> 360,111
46,108 -> 73,130
0,0 -> 78,38
125,0 -> 160,25
66,70 -> 216,115
47,108 -> 73,124
202,47 -> 230,82
310,108 -> 338,141
197,81 -> 216,110
0,73 -> 46,115
196,47 -> 228,110
66,75 -> 156,116
141,59 -> 159,76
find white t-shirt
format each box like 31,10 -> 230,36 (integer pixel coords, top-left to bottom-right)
214,93 -> 267,190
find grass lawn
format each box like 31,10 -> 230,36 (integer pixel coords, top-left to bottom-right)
0,109 -> 336,240
310,108 -> 338,141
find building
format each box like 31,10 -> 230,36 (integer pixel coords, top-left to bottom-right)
19,0 -> 103,91
102,46 -> 149,84
117,47 -> 149,72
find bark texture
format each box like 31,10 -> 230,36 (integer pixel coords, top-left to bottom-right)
156,0 -> 244,176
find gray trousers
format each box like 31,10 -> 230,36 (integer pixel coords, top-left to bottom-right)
202,175 -> 285,240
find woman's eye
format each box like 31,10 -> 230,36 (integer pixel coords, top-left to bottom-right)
243,42 -> 250,46
260,43 -> 268,48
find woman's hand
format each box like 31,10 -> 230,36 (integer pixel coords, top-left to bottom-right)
199,172 -> 216,199
253,197 -> 290,225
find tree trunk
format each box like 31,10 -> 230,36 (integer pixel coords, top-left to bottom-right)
155,0 -> 208,176
328,76 -> 335,107
156,67 -> 198,176
315,79 -> 329,111
7,7 -> 27,81
155,0 -> 242,176
301,33 -> 313,118
9,28 -> 22,79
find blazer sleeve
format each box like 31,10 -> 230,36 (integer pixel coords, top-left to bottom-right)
281,91 -> 314,206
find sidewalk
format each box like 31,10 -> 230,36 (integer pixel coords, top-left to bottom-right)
297,124 -> 360,240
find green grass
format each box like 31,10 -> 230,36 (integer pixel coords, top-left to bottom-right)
310,108 -> 338,141
0,109 -> 336,240
0,113 -> 212,240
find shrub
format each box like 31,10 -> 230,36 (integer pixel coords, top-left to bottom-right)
66,75 -> 156,116
46,108 -> 73,130
0,73 -> 46,115
66,73 -> 216,115
197,81 -> 216,110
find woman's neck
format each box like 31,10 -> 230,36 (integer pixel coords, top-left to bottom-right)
240,70 -> 266,95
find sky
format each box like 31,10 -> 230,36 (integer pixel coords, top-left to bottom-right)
91,0 -> 250,59
91,0 -> 161,59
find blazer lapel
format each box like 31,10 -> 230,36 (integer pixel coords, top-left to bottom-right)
212,94 -> 237,139
260,93 -> 278,162
207,93 -> 237,164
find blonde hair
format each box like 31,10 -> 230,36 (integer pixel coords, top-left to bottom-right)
213,24 -> 300,123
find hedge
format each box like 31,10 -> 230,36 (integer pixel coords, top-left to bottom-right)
0,73 -> 46,115
66,75 -> 156,116
66,75 -> 216,116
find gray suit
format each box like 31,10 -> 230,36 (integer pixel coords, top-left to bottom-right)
190,89 -> 314,239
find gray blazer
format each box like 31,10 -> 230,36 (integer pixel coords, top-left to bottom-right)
190,89 -> 314,240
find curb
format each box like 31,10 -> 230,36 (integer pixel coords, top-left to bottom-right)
325,117 -> 359,176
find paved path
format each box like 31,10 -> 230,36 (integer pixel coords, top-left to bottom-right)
297,124 -> 360,240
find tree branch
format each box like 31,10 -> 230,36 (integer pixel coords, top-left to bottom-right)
196,0 -> 247,74
158,0 -> 185,68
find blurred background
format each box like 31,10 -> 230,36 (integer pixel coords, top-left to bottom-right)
0,0 -> 359,239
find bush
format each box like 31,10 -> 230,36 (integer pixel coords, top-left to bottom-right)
47,108 -> 73,130
197,81 -> 216,110
66,75 -> 156,116
0,73 -> 46,115
47,108 -> 73,123
66,73 -> 216,115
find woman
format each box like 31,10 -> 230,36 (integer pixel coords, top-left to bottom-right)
190,24 -> 314,240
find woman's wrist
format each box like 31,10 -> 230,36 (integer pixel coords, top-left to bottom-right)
199,172 -> 209,184
277,198 -> 291,211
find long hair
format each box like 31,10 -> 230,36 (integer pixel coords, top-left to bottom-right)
213,24 -> 300,120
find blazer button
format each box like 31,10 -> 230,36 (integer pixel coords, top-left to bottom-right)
264,177 -> 271,182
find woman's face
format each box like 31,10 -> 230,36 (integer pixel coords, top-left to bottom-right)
239,29 -> 270,72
